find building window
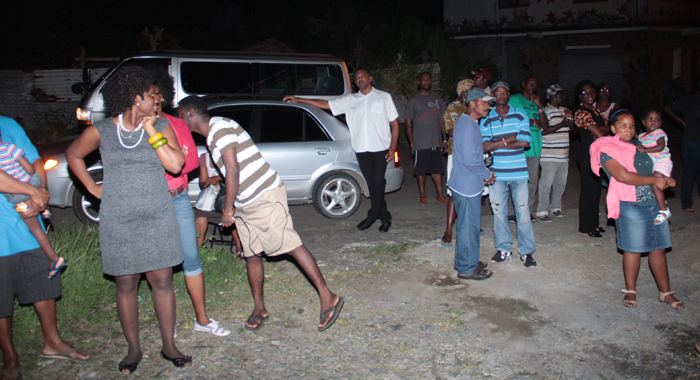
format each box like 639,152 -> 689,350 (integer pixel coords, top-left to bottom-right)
499,0 -> 529,8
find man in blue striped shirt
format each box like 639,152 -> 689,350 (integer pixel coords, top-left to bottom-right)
480,81 -> 538,268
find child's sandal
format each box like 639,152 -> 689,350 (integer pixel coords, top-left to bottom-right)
654,209 -> 671,225
659,291 -> 684,309
621,289 -> 637,308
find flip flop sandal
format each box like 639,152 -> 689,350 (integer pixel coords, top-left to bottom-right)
419,197 -> 428,206
683,208 -> 697,215
440,236 -> 452,247
318,296 -> 345,332
39,347 -> 87,360
48,257 -> 67,280
244,315 -> 269,331
621,289 -> 637,307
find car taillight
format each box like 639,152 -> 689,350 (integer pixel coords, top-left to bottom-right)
76,108 -> 91,121
44,159 -> 59,171
394,150 -> 400,167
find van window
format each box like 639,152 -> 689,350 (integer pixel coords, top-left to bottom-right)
259,64 -> 343,96
181,62 -> 253,95
259,107 -> 330,143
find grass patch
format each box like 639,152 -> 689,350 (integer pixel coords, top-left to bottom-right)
13,224 -> 247,370
369,242 -> 419,256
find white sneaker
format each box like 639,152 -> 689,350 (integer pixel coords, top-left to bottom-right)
194,318 -> 231,337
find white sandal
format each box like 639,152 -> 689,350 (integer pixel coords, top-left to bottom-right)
659,291 -> 684,309
654,209 -> 671,225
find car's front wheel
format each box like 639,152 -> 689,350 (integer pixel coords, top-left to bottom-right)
312,172 -> 362,219
72,170 -> 102,225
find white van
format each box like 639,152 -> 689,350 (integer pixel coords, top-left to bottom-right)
75,50 -> 352,126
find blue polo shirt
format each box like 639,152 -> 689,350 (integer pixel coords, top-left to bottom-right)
480,106 -> 530,182
0,116 -> 40,257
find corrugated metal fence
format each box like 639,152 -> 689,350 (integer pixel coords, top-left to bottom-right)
0,68 -> 108,132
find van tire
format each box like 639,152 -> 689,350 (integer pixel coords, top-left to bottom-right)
312,172 -> 362,219
72,170 -> 102,225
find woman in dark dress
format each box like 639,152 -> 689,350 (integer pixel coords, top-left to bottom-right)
66,66 -> 191,374
574,80 -> 609,237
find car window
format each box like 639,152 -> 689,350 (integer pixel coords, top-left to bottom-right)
259,107 -> 330,143
208,106 -> 254,132
181,62 -> 253,95
259,64 -> 343,96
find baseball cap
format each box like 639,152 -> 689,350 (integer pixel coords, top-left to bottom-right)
466,88 -> 496,103
546,84 -> 563,99
471,68 -> 492,81
456,79 -> 476,96
491,81 -> 509,91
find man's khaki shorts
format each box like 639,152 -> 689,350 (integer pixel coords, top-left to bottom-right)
234,182 -> 303,257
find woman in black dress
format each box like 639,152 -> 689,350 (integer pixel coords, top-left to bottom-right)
574,80 -> 610,237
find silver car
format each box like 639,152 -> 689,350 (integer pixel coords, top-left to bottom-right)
39,100 -> 404,224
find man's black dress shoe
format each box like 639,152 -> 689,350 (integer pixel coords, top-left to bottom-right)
583,231 -> 602,238
357,219 -> 375,230
378,220 -> 391,232
596,226 -> 606,233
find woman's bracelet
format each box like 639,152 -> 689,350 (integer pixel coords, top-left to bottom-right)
148,133 -> 163,144
502,138 -> 508,146
223,209 -> 234,216
152,138 -> 168,149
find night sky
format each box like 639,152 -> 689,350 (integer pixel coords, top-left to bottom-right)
0,0 -> 443,70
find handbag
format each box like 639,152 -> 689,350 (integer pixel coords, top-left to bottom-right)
203,145 -> 228,214
213,182 -> 227,213
195,184 -> 219,211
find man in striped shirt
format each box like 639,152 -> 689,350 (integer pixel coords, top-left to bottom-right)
536,84 -> 573,222
480,81 -> 538,268
178,96 -> 344,332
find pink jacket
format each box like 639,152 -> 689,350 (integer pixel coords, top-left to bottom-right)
589,135 -> 637,219
163,113 -> 199,190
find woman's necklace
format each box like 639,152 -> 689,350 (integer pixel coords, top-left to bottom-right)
117,114 -> 145,149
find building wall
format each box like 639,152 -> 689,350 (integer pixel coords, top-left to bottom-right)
444,0 -> 700,32
452,30 -> 700,114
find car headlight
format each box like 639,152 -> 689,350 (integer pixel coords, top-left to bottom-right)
44,159 -> 59,171
76,108 -> 91,121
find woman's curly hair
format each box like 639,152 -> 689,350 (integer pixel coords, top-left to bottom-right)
148,66 -> 175,109
100,65 -> 154,116
574,79 -> 596,104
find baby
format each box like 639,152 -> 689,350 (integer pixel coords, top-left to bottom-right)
637,108 -> 672,225
0,129 -> 66,278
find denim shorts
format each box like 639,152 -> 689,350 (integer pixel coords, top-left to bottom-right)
615,202 -> 672,253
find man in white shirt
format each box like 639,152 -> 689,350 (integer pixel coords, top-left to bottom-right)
284,69 -> 399,232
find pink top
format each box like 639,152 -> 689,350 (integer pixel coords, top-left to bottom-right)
589,135 -> 637,219
163,113 -> 199,190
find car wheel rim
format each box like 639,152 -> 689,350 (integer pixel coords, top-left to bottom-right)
81,181 -> 101,222
321,178 -> 358,216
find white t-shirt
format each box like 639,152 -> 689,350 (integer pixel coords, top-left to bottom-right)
328,88 -> 399,153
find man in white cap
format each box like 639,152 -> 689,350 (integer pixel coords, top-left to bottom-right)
536,84 -> 574,222
448,88 -> 496,280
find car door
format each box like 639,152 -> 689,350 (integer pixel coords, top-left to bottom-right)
256,105 -> 338,201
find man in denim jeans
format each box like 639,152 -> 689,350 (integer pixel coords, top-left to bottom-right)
480,81 -> 538,268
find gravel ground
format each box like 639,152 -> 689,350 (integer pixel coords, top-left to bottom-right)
24,143 -> 700,379
27,204 -> 700,380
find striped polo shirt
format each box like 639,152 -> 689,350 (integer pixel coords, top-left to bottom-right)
0,142 -> 31,182
541,104 -> 570,162
479,106 -> 530,181
207,116 -> 280,208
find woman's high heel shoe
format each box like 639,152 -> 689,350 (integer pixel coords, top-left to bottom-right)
160,351 -> 192,368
